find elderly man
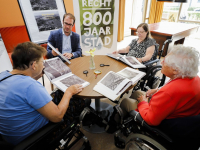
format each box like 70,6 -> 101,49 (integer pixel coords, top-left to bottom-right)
0,42 -> 83,145
46,13 -> 82,59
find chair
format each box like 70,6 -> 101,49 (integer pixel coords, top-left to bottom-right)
0,117 -> 91,150
114,110 -> 200,150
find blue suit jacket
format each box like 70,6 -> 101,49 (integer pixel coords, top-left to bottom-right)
46,28 -> 82,59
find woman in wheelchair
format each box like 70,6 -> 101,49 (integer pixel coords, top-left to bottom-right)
0,42 -> 86,148
109,45 -> 200,149
112,23 -> 159,64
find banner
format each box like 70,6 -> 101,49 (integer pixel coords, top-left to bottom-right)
73,0 -> 119,55
0,34 -> 13,73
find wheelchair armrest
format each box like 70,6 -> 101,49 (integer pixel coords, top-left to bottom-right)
14,120 -> 64,150
129,110 -> 173,143
143,59 -> 159,67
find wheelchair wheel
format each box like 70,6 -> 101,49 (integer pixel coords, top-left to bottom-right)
125,133 -> 167,150
143,65 -> 166,90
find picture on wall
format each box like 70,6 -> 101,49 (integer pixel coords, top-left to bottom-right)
18,0 -> 66,44
34,11 -> 62,32
30,0 -> 58,11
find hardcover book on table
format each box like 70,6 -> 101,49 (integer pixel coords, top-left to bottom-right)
44,57 -> 89,92
93,67 -> 146,101
107,53 -> 146,69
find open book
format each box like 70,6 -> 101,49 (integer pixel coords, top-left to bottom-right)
107,53 -> 146,69
47,43 -> 71,64
44,57 -> 89,92
93,67 -> 146,101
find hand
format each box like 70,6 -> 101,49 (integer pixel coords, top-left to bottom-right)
52,48 -> 58,56
112,51 -> 118,54
136,58 -> 142,63
137,95 -> 148,103
63,53 -> 73,59
66,84 -> 83,96
146,89 -> 158,98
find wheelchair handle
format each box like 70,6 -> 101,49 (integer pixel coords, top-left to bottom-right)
159,39 -> 173,59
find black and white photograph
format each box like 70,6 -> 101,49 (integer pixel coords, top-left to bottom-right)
118,69 -> 139,80
60,75 -> 85,87
101,72 -> 125,91
34,11 -> 62,32
30,0 -> 57,11
44,57 -> 71,80
125,56 -> 139,65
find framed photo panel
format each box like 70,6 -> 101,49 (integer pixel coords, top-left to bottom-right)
18,0 -> 66,44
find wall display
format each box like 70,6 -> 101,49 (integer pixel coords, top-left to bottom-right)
73,0 -> 119,55
18,0 -> 66,44
0,34 -> 13,73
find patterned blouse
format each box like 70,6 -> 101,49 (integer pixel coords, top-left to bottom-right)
127,38 -> 158,63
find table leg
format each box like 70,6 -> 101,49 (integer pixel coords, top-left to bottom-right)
83,99 -> 114,133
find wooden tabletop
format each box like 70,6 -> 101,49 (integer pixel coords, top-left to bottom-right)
67,55 -> 132,99
130,22 -> 199,37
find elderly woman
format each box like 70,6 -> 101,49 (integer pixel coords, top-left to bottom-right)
113,23 -> 158,63
107,45 -> 200,133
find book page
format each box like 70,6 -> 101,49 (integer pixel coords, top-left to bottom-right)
106,53 -> 122,60
53,74 -> 89,92
93,71 -> 131,100
44,57 -> 71,80
122,56 -> 146,68
117,67 -> 146,85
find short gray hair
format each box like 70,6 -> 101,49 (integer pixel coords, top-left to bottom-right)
165,45 -> 199,78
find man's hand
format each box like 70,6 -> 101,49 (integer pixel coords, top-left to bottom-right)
65,84 -> 83,96
63,53 -> 73,59
52,48 -> 58,56
137,95 -> 148,103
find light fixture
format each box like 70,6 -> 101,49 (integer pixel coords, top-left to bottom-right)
174,0 -> 187,2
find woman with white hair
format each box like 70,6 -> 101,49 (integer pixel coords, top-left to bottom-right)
107,45 -> 200,132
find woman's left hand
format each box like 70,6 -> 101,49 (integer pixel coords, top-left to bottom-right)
137,95 -> 148,103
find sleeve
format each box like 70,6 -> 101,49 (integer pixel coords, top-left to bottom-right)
46,31 -> 55,59
137,91 -> 176,126
25,82 -> 52,110
72,33 -> 82,58
145,38 -> 156,49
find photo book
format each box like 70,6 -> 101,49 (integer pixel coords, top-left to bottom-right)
93,67 -> 146,101
47,43 -> 71,64
44,57 -> 89,92
107,53 -> 146,69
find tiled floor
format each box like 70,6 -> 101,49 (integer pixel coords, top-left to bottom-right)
38,35 -> 200,150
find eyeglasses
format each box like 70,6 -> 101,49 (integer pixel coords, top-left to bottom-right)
64,22 -> 73,27
136,31 -> 146,34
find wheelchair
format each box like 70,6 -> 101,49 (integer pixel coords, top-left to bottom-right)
0,116 -> 91,150
133,39 -> 172,92
114,109 -> 200,150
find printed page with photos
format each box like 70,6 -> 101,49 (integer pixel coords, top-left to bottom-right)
117,67 -> 146,85
107,53 -> 146,68
93,71 -> 132,101
44,57 -> 89,92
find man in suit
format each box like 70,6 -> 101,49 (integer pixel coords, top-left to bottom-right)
46,13 -> 82,59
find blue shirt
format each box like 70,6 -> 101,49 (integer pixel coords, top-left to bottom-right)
62,30 -> 72,54
0,71 -> 52,145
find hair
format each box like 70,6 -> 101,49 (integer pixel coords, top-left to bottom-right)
63,13 -> 76,25
165,45 -> 200,78
137,23 -> 152,40
11,42 -> 47,70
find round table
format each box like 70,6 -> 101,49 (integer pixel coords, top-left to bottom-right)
68,55 -> 134,133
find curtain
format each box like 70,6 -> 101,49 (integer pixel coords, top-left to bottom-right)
149,0 -> 164,24
118,0 -> 126,42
